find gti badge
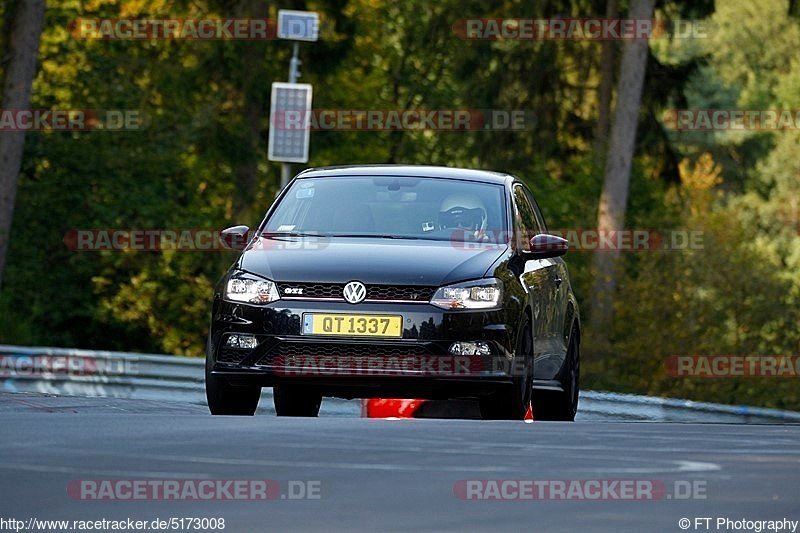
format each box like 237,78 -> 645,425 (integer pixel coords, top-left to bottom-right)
343,281 -> 367,304
284,287 -> 304,295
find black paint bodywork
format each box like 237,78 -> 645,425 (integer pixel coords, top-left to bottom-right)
208,165 -> 580,400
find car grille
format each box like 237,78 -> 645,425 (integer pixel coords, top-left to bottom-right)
277,282 -> 436,302
257,342 -> 431,365
367,285 -> 435,301
217,347 -> 250,364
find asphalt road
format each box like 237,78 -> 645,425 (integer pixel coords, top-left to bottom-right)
1,392 -> 798,533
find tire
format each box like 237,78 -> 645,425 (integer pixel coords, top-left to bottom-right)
534,325 -> 580,421
205,364 -> 261,416
479,316 -> 533,420
273,385 -> 322,417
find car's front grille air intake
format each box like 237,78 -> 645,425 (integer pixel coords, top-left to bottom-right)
277,282 -> 436,302
257,342 -> 431,365
217,347 -> 250,364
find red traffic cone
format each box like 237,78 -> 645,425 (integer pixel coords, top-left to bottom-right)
524,401 -> 534,422
362,398 -> 427,418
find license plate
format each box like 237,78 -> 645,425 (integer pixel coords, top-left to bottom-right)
302,313 -> 403,338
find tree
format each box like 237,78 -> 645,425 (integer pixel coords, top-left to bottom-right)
589,0 -> 655,346
593,0 -> 618,160
0,0 -> 46,289
231,0 -> 268,218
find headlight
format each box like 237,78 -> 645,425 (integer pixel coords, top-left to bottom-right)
225,271 -> 280,304
430,279 -> 502,310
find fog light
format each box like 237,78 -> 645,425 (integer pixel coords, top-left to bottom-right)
226,334 -> 258,350
448,341 -> 491,356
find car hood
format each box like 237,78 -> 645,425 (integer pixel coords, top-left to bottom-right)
237,236 -> 508,286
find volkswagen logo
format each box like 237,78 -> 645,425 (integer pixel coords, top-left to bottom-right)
343,281 -> 367,304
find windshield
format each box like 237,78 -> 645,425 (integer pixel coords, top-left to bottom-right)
264,176 -> 508,243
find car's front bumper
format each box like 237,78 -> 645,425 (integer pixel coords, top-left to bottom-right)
208,297 -> 521,399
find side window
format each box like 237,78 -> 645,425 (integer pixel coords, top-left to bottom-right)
523,187 -> 547,234
512,184 -> 541,250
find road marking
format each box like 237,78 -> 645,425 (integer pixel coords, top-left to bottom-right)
675,460 -> 721,472
124,452 -> 513,473
0,462 -> 214,478
584,460 -> 721,475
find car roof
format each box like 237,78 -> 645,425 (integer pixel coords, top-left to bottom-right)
296,164 -> 513,185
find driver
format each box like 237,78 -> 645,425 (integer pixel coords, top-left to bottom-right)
439,193 -> 487,240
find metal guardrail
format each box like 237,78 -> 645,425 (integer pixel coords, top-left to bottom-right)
0,344 -> 206,404
2,344 -> 799,422
0,345 -> 363,415
579,391 -> 800,424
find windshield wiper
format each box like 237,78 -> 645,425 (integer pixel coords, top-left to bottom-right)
261,231 -> 323,238
263,232 -> 444,241
330,233 -> 424,240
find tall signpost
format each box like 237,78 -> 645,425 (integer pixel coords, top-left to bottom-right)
268,10 -> 319,189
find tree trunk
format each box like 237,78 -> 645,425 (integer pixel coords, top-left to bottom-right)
589,0 -> 655,347
1,1 -> 18,81
0,0 -> 46,290
593,0 -> 618,161
232,0 -> 268,218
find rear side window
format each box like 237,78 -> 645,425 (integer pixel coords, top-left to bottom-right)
512,184 -> 543,249
523,187 -> 548,233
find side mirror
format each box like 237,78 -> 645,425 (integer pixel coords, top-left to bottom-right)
525,233 -> 569,259
220,225 -> 250,250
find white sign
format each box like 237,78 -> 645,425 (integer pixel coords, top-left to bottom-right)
268,82 -> 313,163
277,10 -> 319,42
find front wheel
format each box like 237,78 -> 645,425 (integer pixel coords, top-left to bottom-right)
479,316 -> 533,420
534,326 -> 580,421
206,367 -> 261,416
273,385 -> 322,417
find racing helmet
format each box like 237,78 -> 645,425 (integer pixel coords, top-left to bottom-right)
439,193 -> 487,233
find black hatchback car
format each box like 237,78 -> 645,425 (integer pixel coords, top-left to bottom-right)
206,165 -> 580,420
